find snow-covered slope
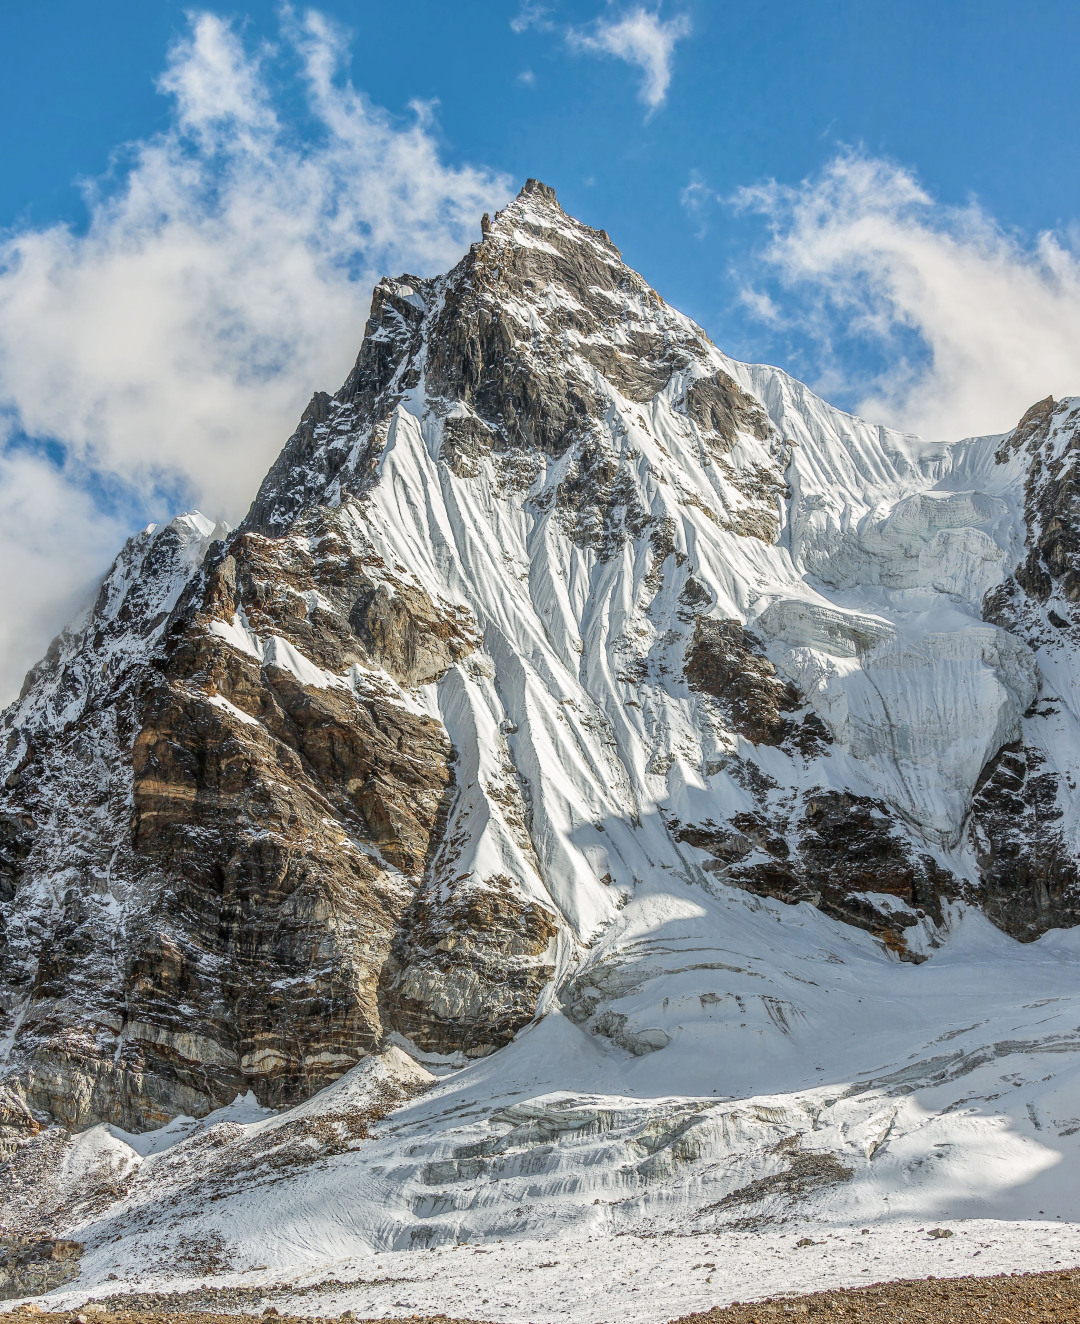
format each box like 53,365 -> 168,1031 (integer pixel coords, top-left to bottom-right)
18,909 -> 1080,1321
4,180 -> 1080,1316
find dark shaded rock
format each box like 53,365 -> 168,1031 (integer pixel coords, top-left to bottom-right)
798,792 -> 953,930
968,741 -> 1080,940
684,616 -> 830,753
1016,469 -> 1080,608
442,414 -> 494,479
676,791 -> 955,960
423,217 -> 615,458
246,180 -> 788,567
976,398 -> 1080,935
988,397 -> 1080,611
0,812 -> 32,905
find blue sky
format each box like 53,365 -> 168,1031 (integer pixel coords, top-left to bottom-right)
4,0 -> 1080,359
0,0 -> 1079,697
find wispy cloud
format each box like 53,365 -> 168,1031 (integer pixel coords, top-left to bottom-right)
725,151 -> 1080,441
0,450 -> 130,703
679,168 -> 712,237
568,6 -> 691,115
0,10 -> 510,704
511,3 -> 554,34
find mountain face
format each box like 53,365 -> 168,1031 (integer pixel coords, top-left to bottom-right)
2,178 -> 1080,1164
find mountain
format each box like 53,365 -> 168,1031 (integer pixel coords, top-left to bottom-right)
3,181 -> 1080,1308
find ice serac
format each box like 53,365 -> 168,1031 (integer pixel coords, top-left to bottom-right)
2,178 -> 1080,1165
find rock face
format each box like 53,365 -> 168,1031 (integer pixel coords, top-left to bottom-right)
0,1235 -> 82,1300
685,616 -> 829,752
3,180 -> 1080,1142
0,503 -> 474,1133
971,396 -> 1080,936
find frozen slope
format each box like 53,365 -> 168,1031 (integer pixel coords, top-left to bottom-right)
21,898 -> 1080,1321
245,180 -> 1052,944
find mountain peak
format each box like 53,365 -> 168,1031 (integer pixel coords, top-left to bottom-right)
519,176 -> 558,204
475,176 -> 621,261
243,177 -> 685,534
7,182 -> 1080,1295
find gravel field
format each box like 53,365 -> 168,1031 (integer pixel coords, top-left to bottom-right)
6,1266 -> 1080,1323
677,1266 -> 1080,1320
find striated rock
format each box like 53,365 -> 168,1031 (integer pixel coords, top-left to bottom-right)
381,874 -> 558,1057
0,1235 -> 82,1301
0,500 -> 475,1130
685,616 -> 830,753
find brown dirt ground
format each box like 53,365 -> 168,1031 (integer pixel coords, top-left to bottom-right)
676,1266 -> 1080,1320
4,1267 -> 1080,1322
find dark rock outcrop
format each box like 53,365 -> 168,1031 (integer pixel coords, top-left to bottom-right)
968,740 -> 1080,940
994,397 -> 1080,606
675,791 -> 955,960
685,616 -> 830,754
0,502 -> 471,1133
973,397 -> 1080,936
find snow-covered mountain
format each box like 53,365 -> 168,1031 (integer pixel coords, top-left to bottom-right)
4,180 -> 1080,1314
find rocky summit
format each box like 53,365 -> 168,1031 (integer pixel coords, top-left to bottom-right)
4,181 -> 1080,1314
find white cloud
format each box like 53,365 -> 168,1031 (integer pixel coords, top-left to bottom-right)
680,168 -> 712,237
0,9 -> 510,704
568,6 -> 690,114
732,151 -> 1080,442
679,169 -> 710,215
0,451 -> 129,703
511,3 -> 553,34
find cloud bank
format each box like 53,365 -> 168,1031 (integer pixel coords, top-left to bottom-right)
568,7 -> 690,113
0,9 -> 510,704
730,151 -> 1080,442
